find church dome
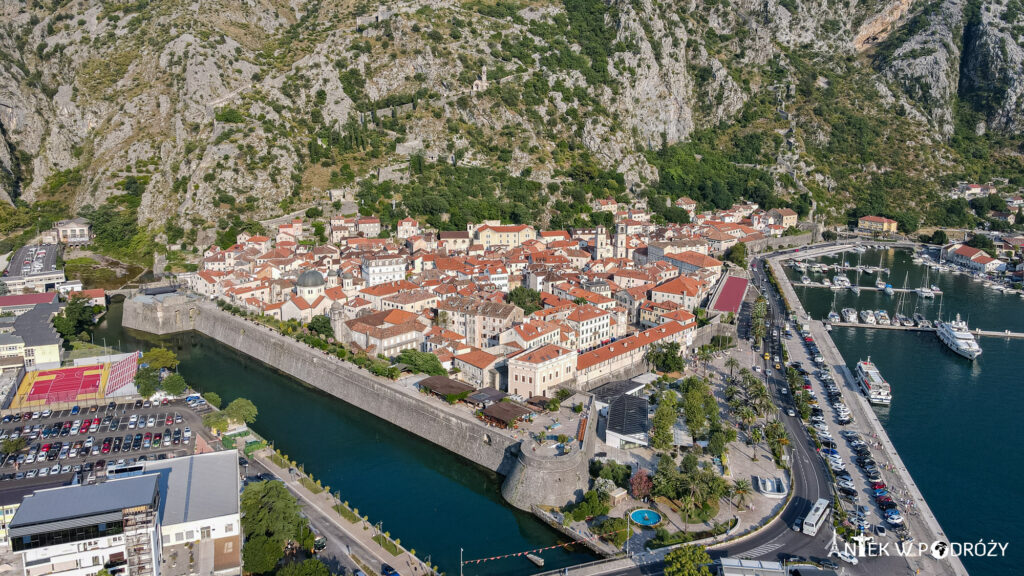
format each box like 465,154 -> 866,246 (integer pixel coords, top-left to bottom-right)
296,270 -> 325,288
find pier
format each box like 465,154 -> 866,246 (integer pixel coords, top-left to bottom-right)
829,321 -> 1024,339
769,254 -> 969,576
794,282 -> 939,294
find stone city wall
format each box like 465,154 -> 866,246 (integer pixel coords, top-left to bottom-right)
123,296 -> 592,511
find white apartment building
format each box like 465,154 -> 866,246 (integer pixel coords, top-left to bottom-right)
508,345 -> 577,398
361,255 -> 406,287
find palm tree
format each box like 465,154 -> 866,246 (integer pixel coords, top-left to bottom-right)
724,356 -> 740,379
732,479 -> 753,510
748,426 -> 763,460
737,406 -> 757,429
697,348 -> 713,376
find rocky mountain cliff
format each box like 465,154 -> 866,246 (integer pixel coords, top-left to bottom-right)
1,0 -> 1023,252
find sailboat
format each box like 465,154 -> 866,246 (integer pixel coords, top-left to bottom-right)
827,291 -> 840,324
875,253 -> 887,289
893,273 -> 915,326
916,266 -> 934,298
850,252 -> 862,295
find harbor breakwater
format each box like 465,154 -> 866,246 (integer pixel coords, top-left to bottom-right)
122,294 -> 594,513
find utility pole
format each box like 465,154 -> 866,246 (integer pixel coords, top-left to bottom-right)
459,548 -> 463,576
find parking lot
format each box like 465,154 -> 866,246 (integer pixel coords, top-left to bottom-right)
0,399 -> 207,489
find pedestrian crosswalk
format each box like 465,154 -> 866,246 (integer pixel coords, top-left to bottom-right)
737,542 -> 783,558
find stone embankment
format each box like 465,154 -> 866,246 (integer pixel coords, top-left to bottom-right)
123,294 -> 593,512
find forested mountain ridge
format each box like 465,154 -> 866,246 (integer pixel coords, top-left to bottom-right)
1,0 -> 1023,263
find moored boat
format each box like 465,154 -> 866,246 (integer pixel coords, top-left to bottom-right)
842,308 -> 858,323
935,314 -> 982,360
855,358 -> 892,405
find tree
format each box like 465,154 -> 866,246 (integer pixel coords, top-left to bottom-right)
696,348 -> 713,376
2,437 -> 27,455
53,297 -> 93,339
724,357 -> 740,379
308,316 -> 334,339
506,286 -> 543,315
203,411 -> 229,433
141,347 -> 179,370
726,242 -> 747,268
225,398 -> 258,424
134,367 -> 161,398
241,480 -> 307,542
822,230 -> 838,241
242,534 -> 284,574
646,342 -> 685,373
396,349 -> 446,375
664,545 -> 713,576
732,478 -> 753,510
203,391 -> 222,408
277,558 -> 332,576
596,517 -> 630,548
930,229 -> 948,245
161,373 -> 187,396
650,390 -> 678,450
630,468 -> 653,499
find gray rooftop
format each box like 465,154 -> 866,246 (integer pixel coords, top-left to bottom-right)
144,450 -> 239,526
606,395 -> 649,436
12,303 -> 63,348
591,379 -> 646,404
9,474 -> 158,530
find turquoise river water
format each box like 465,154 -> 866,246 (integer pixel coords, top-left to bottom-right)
94,304 -> 594,576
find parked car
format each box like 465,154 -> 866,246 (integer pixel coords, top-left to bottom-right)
837,551 -> 859,565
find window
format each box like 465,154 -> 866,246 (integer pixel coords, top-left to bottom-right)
225,523 -> 234,534
201,527 -> 211,539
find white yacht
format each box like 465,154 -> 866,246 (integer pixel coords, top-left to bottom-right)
850,284 -> 861,295
822,278 -> 832,287
884,284 -> 894,296
915,286 -> 935,298
827,311 -> 841,324
859,310 -> 876,324
875,278 -> 887,290
875,310 -> 891,325
842,308 -> 858,323
935,314 -> 982,360
855,358 -> 892,405
801,275 -> 811,285
912,313 -> 931,328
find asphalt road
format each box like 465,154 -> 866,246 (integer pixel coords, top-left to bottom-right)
246,459 -> 392,576
597,258 -> 904,575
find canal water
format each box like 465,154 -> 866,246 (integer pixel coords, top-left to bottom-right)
785,248 -> 1023,576
94,304 -> 594,575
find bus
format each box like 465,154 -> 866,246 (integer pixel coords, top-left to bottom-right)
802,498 -> 832,536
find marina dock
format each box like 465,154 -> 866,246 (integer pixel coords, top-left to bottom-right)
829,321 -> 1024,339
769,252 -> 969,576
795,282 -> 938,294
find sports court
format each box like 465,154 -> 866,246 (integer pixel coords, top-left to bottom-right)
12,364 -> 108,408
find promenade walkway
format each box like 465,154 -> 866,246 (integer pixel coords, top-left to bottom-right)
252,448 -> 431,576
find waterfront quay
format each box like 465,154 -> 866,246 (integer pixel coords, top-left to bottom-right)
768,246 -> 969,576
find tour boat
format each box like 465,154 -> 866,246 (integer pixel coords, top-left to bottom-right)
855,358 -> 892,405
